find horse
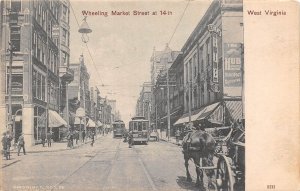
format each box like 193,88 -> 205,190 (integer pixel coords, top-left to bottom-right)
182,129 -> 216,188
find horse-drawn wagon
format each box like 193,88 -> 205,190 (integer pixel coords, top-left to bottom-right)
182,122 -> 245,191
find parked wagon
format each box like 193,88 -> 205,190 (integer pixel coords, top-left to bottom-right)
203,123 -> 245,191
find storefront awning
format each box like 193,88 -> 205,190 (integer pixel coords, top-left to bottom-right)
174,102 -> 220,125
225,100 -> 243,121
38,110 -> 67,128
86,118 -> 96,128
97,121 -> 103,127
74,116 -> 85,125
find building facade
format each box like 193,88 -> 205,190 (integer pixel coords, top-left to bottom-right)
175,0 -> 243,127
0,0 -> 72,145
68,55 -> 91,130
135,82 -> 151,121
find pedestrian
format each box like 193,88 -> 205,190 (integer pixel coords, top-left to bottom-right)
75,130 -> 79,144
41,131 -> 46,147
128,131 -> 133,148
175,128 -> 181,145
82,130 -> 86,143
67,131 -> 72,148
47,131 -> 52,147
90,131 -> 95,147
2,132 -> 8,160
70,131 -> 74,148
6,132 -> 12,159
17,133 -> 26,156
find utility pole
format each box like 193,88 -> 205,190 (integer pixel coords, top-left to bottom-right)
7,42 -> 13,132
6,9 -> 19,134
188,70 -> 192,124
166,67 -> 170,141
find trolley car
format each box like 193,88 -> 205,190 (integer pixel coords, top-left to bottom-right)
112,120 -> 125,138
129,116 -> 149,144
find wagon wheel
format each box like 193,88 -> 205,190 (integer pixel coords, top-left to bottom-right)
216,155 -> 234,191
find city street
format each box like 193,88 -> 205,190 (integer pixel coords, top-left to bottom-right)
2,135 -> 208,191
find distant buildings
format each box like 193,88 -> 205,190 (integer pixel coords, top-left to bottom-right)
138,0 -> 244,136
136,82 -> 151,120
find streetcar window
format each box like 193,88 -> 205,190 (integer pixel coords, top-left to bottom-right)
129,122 -> 132,131
138,122 -> 142,131
142,122 -> 146,130
133,122 -> 137,131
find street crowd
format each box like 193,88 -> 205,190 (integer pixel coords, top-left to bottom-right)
1,131 -> 26,160
1,128 -> 111,160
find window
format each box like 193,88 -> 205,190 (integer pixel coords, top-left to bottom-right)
133,122 -> 137,131
41,75 -> 45,100
138,122 -> 142,131
7,74 -> 23,95
32,70 -> 37,97
10,26 -> 20,51
11,0 -> 21,12
37,73 -> 41,99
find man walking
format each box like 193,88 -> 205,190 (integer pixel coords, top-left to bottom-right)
41,131 -> 46,147
175,128 -> 181,145
17,133 -> 26,156
47,131 -> 52,147
90,131 -> 95,147
75,130 -> 79,144
2,132 -> 8,160
82,130 -> 86,143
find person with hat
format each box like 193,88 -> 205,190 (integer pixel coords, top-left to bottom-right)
17,133 -> 26,156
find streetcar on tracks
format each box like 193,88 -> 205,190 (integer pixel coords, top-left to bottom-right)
128,116 -> 149,145
112,120 -> 125,138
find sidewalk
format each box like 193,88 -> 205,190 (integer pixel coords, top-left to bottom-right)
159,131 -> 182,146
26,136 -> 100,153
2,135 -> 103,168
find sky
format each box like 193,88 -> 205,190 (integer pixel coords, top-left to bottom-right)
69,0 -> 211,125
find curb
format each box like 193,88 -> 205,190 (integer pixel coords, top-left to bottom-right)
2,159 -> 21,169
10,137 -> 100,154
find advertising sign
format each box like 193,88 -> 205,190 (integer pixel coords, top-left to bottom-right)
223,43 -> 243,96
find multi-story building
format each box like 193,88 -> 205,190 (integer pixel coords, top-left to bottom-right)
68,55 -> 91,130
136,82 -> 151,120
107,99 -> 116,122
175,0 -> 244,127
150,44 -> 181,121
0,0 -> 73,145
99,97 -> 112,130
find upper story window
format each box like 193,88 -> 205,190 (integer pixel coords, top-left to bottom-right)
11,0 -> 21,12
10,26 -> 21,52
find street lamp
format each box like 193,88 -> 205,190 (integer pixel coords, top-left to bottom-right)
78,16 -> 92,43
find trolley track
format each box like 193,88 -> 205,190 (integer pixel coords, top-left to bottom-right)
50,139 -> 121,191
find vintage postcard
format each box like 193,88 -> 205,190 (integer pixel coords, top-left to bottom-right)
0,0 -> 299,190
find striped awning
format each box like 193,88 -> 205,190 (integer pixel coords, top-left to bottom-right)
174,102 -> 220,125
225,100 -> 243,121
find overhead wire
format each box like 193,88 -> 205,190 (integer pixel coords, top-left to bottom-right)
168,0 -> 191,45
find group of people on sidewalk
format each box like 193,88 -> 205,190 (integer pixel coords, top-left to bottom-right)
41,131 -> 53,147
66,130 -> 96,149
1,131 -> 26,160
